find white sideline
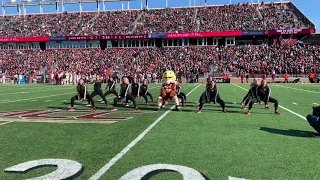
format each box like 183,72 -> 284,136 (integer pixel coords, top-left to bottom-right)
232,84 -> 306,120
0,87 -> 74,96
89,84 -> 201,180
0,121 -> 12,126
0,86 -> 160,104
0,93 -> 75,104
273,84 -> 320,94
0,86 -> 74,93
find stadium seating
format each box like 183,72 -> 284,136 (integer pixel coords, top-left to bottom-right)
0,2 -> 314,37
1,45 -> 319,78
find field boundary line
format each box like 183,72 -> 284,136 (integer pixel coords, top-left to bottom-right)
0,121 -> 12,126
232,84 -> 306,120
0,86 -> 75,93
0,93 -> 75,104
0,87 -> 74,96
273,84 -> 320,94
89,84 -> 201,180
0,86 -> 160,104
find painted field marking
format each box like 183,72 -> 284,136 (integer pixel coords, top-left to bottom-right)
0,93 -> 75,104
229,176 -> 250,180
313,103 -> 319,105
293,102 -> 297,105
0,85 -> 162,126
0,87 -> 74,96
232,84 -> 306,120
0,118 -> 116,124
274,84 -> 320,94
89,84 -> 201,180
45,100 -> 52,102
0,99 -> 10,101
30,100 -> 37,102
0,86 -> 74,93
0,121 -> 12,126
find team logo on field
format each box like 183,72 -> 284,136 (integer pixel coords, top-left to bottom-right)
0,110 -> 155,124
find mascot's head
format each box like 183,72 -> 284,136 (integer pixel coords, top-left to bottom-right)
162,70 -> 176,84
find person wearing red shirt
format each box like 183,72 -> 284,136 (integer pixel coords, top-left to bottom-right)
284,74 -> 289,83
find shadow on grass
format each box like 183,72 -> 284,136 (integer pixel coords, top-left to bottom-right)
260,127 -> 315,138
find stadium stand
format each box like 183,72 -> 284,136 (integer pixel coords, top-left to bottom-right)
0,2 -> 315,37
0,45 -> 319,81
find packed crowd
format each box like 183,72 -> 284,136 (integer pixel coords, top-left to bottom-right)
0,2 -> 314,37
0,44 -> 319,83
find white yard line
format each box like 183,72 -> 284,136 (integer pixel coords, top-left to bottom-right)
273,84 -> 320,94
0,121 -> 12,126
313,103 -> 319,105
232,84 -> 306,120
89,84 -> 201,180
0,86 -> 74,93
0,93 -> 75,104
0,88 -> 74,96
292,102 -> 297,105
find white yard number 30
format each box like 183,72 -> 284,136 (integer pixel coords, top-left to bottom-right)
4,159 -> 83,180
4,159 -> 249,180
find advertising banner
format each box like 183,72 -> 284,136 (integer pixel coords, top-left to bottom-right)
148,33 -> 166,39
214,77 -> 230,83
66,36 -> 100,41
166,31 -> 242,39
264,28 -> 316,35
100,34 -> 148,40
0,36 -> 49,43
50,36 -> 67,41
242,30 -> 265,36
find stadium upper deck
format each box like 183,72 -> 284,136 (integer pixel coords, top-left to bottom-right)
0,1 -> 315,37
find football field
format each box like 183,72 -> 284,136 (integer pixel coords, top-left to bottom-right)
0,83 -> 319,180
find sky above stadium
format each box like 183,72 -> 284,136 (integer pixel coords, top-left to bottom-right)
0,0 -> 318,28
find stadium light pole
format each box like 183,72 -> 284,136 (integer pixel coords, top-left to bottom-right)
62,0 -> 65,12
40,3 -> 43,14
80,0 -> 82,13
140,0 -> 142,9
189,0 -> 191,7
103,0 -> 105,11
165,0 -> 168,8
121,1 -> 124,10
2,1 -> 5,16
230,0 -> 231,4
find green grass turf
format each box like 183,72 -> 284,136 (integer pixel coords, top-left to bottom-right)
0,83 -> 319,180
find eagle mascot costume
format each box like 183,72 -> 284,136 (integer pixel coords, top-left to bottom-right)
156,70 -> 181,111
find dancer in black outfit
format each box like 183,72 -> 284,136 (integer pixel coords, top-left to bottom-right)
139,79 -> 154,106
177,83 -> 187,106
103,77 -> 118,101
196,75 -> 213,105
241,79 -> 259,106
131,77 -> 140,98
87,75 -> 109,107
245,79 -> 280,115
69,79 -> 95,111
111,77 -> 139,111
197,80 -> 227,113
306,106 -> 320,138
